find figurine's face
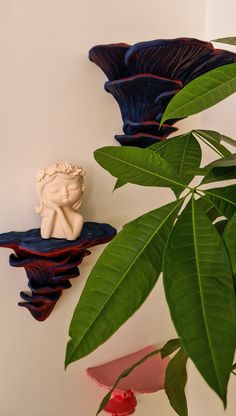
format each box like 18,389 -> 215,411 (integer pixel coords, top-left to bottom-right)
43,175 -> 83,208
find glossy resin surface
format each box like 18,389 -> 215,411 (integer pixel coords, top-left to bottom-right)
89,37 -> 236,147
0,222 -> 116,321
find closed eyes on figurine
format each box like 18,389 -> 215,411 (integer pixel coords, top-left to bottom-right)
68,185 -> 80,191
48,187 -> 60,193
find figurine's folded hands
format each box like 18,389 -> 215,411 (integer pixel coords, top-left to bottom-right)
54,206 -> 84,241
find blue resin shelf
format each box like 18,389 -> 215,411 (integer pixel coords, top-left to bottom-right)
0,222 -> 116,321
89,37 -> 236,148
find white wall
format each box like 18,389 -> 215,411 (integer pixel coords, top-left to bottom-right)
188,1 -> 236,415
0,1 -> 235,415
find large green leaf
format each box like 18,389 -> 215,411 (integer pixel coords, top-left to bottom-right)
95,338 -> 181,416
150,132 -> 201,197
208,153 -> 236,168
195,130 -> 236,149
201,166 -> 236,184
161,63 -> 236,124
201,153 -> 236,184
212,37 -> 236,46
165,348 -> 188,416
204,185 -> 236,218
113,133 -> 195,192
223,210 -> 236,274
214,219 -> 228,236
148,134 -> 191,154
65,199 -> 183,367
193,130 -> 232,157
163,197 -> 236,404
94,146 -> 186,189
196,195 -> 221,221
112,141 -> 173,192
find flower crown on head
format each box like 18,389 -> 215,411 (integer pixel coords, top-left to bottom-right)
36,162 -> 86,182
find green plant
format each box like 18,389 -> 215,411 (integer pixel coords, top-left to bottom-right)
66,38 -> 236,416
